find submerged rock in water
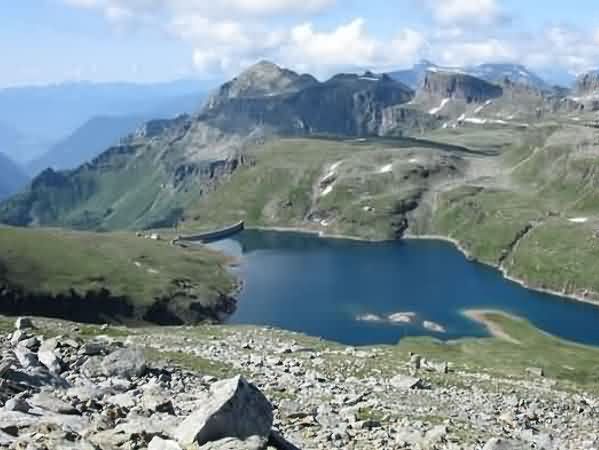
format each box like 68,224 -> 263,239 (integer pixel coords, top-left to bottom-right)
422,320 -> 446,333
388,312 -> 416,324
355,313 -> 385,323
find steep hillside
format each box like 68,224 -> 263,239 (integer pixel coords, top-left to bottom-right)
0,116 -> 250,230
0,152 -> 29,200
0,226 -> 235,324
27,115 -> 148,175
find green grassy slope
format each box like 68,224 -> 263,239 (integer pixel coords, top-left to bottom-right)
0,226 -> 235,323
397,311 -> 599,387
430,124 -> 599,300
182,137 -> 469,240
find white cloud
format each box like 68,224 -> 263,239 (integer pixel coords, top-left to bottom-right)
61,0 -> 599,82
437,39 -> 515,67
427,0 -> 504,26
62,0 -> 335,19
281,21 -> 428,77
288,19 -> 377,68
521,26 -> 599,75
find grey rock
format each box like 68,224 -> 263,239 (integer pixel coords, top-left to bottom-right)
526,367 -> 545,377
78,341 -> 106,356
148,437 -> 183,450
142,388 -> 175,414
13,346 -> 41,370
175,375 -> 273,447
38,346 -> 63,375
409,354 -> 422,370
30,392 -> 79,415
4,397 -> 31,413
106,391 -> 137,409
198,436 -> 268,450
268,431 -> 302,450
10,330 -> 30,346
15,317 -> 34,330
389,375 -> 424,390
18,336 -> 40,350
82,347 -> 146,379
4,366 -> 69,389
101,347 -> 146,378
89,414 -> 179,448
483,438 -> 518,450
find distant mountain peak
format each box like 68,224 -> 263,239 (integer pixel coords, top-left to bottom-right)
206,61 -> 319,109
388,60 -> 550,91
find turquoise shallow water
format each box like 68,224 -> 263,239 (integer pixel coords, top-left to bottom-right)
208,229 -> 599,347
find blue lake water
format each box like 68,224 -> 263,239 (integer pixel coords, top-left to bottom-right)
208,229 -> 599,347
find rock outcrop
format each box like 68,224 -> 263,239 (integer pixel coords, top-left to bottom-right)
421,70 -> 503,103
203,65 -> 415,137
575,70 -> 599,96
0,318 -> 283,450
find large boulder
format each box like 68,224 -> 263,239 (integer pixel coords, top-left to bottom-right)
174,376 -> 273,447
82,347 -> 146,379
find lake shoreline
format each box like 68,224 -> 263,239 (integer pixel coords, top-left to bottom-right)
461,309 -> 521,344
246,226 -> 599,310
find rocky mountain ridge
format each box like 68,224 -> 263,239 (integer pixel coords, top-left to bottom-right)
389,61 -> 552,91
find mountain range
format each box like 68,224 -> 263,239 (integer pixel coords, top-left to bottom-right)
1,60 -> 599,231
389,60 -> 553,91
0,79 -> 213,168
26,115 -> 149,175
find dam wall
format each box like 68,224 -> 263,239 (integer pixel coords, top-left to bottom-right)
176,221 -> 244,243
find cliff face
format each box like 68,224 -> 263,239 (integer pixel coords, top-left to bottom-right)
421,71 -> 503,103
203,69 -> 415,137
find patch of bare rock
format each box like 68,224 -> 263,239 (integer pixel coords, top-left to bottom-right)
0,318 -> 292,450
0,317 -> 598,449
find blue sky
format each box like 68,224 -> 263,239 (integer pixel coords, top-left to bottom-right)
2,0 -> 599,86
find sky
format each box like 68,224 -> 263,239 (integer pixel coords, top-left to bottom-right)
2,0 -> 599,87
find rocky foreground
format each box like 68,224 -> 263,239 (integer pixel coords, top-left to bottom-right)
0,317 -> 598,449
